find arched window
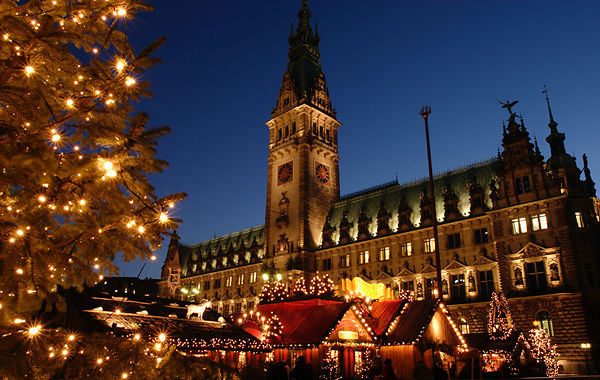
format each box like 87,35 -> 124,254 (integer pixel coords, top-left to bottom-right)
537,311 -> 554,337
458,318 -> 470,334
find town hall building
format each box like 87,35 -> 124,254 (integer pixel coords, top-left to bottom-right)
159,1 -> 600,373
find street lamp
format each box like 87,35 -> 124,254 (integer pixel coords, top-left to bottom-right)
420,106 -> 443,299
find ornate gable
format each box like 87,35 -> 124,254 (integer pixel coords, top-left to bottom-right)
397,267 -> 415,277
512,242 -> 559,259
421,264 -> 438,274
472,255 -> 496,266
444,260 -> 466,271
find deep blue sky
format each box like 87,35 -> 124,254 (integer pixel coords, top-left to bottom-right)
119,1 -> 600,278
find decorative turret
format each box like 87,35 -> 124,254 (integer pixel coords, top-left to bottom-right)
543,86 -> 577,170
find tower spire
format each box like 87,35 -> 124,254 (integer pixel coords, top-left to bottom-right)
543,85 -> 558,133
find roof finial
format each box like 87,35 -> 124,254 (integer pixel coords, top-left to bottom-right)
543,85 -> 558,132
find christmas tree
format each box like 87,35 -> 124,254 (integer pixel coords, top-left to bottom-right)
319,349 -> 342,380
528,328 -> 559,377
0,0 -> 185,320
259,280 -> 289,304
487,292 -> 513,340
309,273 -> 335,297
292,276 -> 307,295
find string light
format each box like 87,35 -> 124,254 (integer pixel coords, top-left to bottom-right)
24,65 -> 34,76
65,98 -> 74,107
115,59 -> 126,72
159,212 -> 168,223
125,76 -> 135,86
27,325 -> 41,336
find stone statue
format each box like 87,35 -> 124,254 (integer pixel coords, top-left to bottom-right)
550,263 -> 560,281
442,279 -> 448,295
514,267 -> 524,286
417,281 -> 423,298
468,274 -> 476,292
278,192 -> 289,216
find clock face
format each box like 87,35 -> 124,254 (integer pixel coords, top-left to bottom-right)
278,162 -> 293,185
315,163 -> 330,184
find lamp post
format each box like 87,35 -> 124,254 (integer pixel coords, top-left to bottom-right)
420,106 -> 443,299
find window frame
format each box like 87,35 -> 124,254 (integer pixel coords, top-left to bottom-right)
401,242 -> 413,257
511,217 -> 527,234
531,213 -> 548,231
358,250 -> 370,265
424,237 -> 436,254
378,246 -> 390,261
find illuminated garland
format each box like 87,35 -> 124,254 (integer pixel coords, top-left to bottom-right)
319,348 -> 342,380
488,292 -> 513,340
309,273 -> 335,296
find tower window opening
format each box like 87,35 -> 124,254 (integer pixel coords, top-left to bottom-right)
523,176 -> 531,192
277,129 -> 282,141
515,178 -> 523,194
291,122 -> 296,135
284,125 -> 289,138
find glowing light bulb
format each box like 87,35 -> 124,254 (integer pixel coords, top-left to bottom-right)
158,333 -> 166,342
68,335 -> 75,341
28,326 -> 41,336
115,59 -> 126,72
24,66 -> 34,76
159,212 -> 168,223
117,8 -> 127,16
92,48 -> 98,54
121,373 -> 128,379
106,169 -> 117,178
79,199 -> 86,206
103,161 -> 113,171
38,195 -> 46,203
96,358 -> 103,364
137,226 -> 145,233
133,333 -> 140,340
66,98 -> 74,107
150,255 -> 157,261
16,229 -> 24,236
9,237 -> 15,243
125,76 -> 135,86
51,133 -> 60,142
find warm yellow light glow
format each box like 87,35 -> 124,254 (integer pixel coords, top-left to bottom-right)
137,225 -> 145,233
92,48 -> 98,54
14,318 -> 26,324
38,195 -> 46,203
16,229 -> 24,236
158,333 -> 166,342
115,59 -> 126,72
93,264 -> 100,270
117,8 -> 127,16
103,161 -> 113,171
121,373 -> 128,379
66,98 -> 74,107
61,349 -> 68,356
262,273 -> 269,281
150,255 -> 157,261
154,343 -> 161,350
79,199 -> 86,206
68,334 -> 75,341
275,273 -> 282,281
96,358 -> 103,364
98,275 -> 104,280
9,237 -> 15,243
168,203 -> 174,208
106,169 -> 117,178
28,325 -> 41,336
16,268 -> 23,275
159,212 -> 168,223
133,333 -> 140,340
24,66 -> 34,76
125,76 -> 135,86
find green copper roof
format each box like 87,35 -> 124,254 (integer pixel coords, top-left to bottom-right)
325,159 -> 499,244
179,225 -> 264,278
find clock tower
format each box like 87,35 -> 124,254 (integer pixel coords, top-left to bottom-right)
264,1 -> 340,273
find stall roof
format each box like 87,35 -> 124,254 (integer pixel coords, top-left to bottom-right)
384,299 -> 440,345
369,299 -> 408,336
257,299 -> 350,346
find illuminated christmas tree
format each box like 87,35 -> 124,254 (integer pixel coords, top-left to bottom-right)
528,328 -> 559,377
487,292 -> 513,340
319,349 -> 342,380
0,0 -> 185,320
292,276 -> 307,295
263,312 -> 284,343
309,273 -> 335,297
259,281 -> 289,304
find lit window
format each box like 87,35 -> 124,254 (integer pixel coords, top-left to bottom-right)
424,238 -> 436,254
575,212 -> 584,228
249,272 -> 257,283
511,217 -> 527,234
526,261 -> 547,291
358,250 -> 370,265
531,213 -> 548,231
340,254 -> 350,268
237,274 -> 244,286
378,247 -> 390,261
225,276 -> 233,287
458,318 -> 470,334
536,311 -> 554,337
401,242 -> 412,257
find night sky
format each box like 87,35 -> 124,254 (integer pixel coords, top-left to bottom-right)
119,1 -> 600,279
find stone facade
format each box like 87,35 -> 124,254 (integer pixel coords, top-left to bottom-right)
158,1 -> 600,373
